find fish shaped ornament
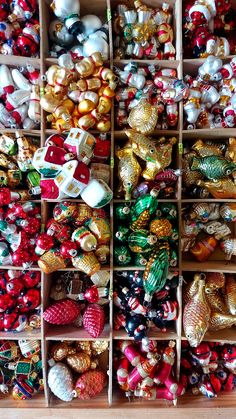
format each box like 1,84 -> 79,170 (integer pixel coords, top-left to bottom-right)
125,130 -> 177,179
191,139 -> 224,158
197,179 -> 236,199
183,279 -> 210,347
208,312 -> 236,331
183,273 -> 205,306
143,241 -> 170,304
116,143 -> 142,200
191,156 -> 236,180
127,99 -> 158,134
205,289 -> 228,314
225,276 -> 236,315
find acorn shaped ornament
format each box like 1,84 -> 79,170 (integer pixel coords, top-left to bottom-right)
83,304 -> 105,338
43,299 -> 80,325
48,363 -> 75,402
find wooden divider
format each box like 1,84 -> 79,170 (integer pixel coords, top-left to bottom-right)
1,0 -> 236,411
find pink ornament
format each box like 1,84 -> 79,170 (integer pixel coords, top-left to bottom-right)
43,299 -> 80,325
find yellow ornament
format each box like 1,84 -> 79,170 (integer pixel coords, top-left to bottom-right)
90,341 -> 109,355
75,53 -> 103,78
127,100 -> 158,134
72,252 -> 101,276
149,218 -> 172,239
208,312 -> 236,331
51,342 -> 69,361
66,352 -> 95,373
197,179 -> 236,199
116,143 -> 142,200
78,99 -> 96,114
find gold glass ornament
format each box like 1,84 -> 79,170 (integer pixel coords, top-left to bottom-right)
51,342 -> 69,361
87,217 -> 111,245
149,218 -> 172,239
76,341 -> 91,355
192,139 -> 223,157
95,244 -> 110,264
183,279 -> 210,347
90,341 -> 109,355
226,137 -> 236,162
75,53 -> 104,78
116,143 -> 142,200
97,97 -> 112,114
66,352 -> 94,373
38,250 -> 67,274
126,130 -> 177,179
182,151 -> 203,187
205,272 -> 225,293
225,275 -> 236,315
74,204 -> 93,226
72,252 -> 101,276
78,99 -> 96,115
197,179 -> 236,199
205,289 -> 227,313
183,273 -> 205,306
77,78 -> 102,92
96,119 -> 111,132
127,100 -> 158,134
208,312 -> 236,331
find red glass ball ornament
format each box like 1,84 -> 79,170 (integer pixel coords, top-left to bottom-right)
12,249 -> 30,266
0,188 -> 11,206
60,240 -> 78,259
17,288 -> 40,312
18,217 -> 40,235
0,314 -> 4,330
0,293 -> 15,312
83,286 -> 99,303
46,219 -> 72,242
35,233 -> 54,255
3,312 -> 27,331
22,271 -> 40,288
6,278 -> 24,297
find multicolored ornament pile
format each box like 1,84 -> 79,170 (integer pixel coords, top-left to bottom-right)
114,270 -> 178,341
182,202 -> 236,262
0,131 -> 40,197
183,137 -> 236,199
49,0 -> 109,59
0,65 -> 40,129
40,52 -> 117,133
181,341 -> 236,398
0,0 -> 39,57
115,62 -> 188,130
37,201 -> 110,274
113,1 -> 175,60
183,0 -> 236,58
0,200 -> 40,267
115,340 -> 185,401
47,340 -> 108,402
0,269 -> 40,332
114,196 -> 178,271
183,272 -> 236,347
0,339 -> 43,399
43,270 -> 109,338
32,129 -> 112,204
183,56 -> 236,129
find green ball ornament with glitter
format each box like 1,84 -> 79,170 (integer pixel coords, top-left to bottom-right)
114,245 -> 132,266
115,225 -> 130,243
115,204 -> 131,221
128,229 -> 157,253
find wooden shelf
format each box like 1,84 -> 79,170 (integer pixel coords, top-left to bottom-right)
113,329 -> 178,341
0,329 -> 41,340
45,324 -> 111,341
182,260 -> 236,273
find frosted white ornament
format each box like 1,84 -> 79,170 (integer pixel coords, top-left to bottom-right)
48,363 -> 75,402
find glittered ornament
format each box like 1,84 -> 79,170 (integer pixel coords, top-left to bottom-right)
90,341 -> 109,355
53,201 -> 78,224
116,143 -> 142,200
51,343 -> 69,361
128,229 -> 157,253
66,352 -> 94,373
86,217 -> 111,244
130,194 -> 158,231
43,299 -> 80,325
75,370 -> 107,400
48,363 -> 75,402
38,249 -> 67,273
183,279 -> 210,347
114,245 -> 132,266
72,252 -> 101,275
127,100 -> 158,134
149,218 -> 172,239
83,304 -> 105,338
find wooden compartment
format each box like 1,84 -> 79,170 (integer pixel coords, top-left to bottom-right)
1,0 -> 236,414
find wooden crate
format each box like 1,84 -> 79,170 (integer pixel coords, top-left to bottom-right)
1,0 -> 236,415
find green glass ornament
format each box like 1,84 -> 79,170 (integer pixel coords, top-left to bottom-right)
169,226 -> 179,243
160,203 -> 177,220
143,241 -> 170,302
170,249 -> 178,266
191,156 -> 236,180
115,204 -> 131,221
115,225 -> 130,243
128,229 -> 157,253
114,245 -> 132,266
130,194 -> 158,231
133,252 -> 150,267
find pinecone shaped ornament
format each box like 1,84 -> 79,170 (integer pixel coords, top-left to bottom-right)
43,299 -> 80,325
83,304 -> 105,338
75,370 -> 107,400
48,363 -> 75,402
